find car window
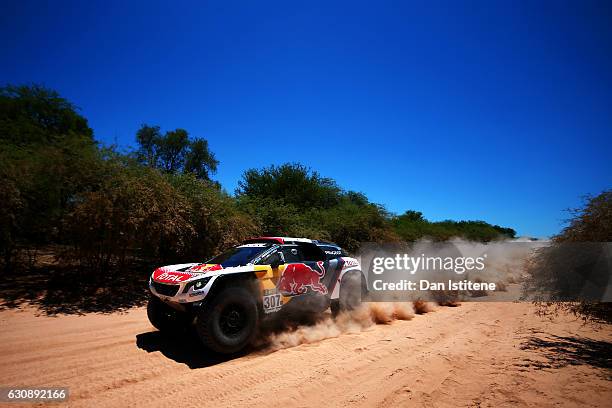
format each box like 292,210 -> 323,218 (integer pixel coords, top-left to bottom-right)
256,250 -> 281,265
299,243 -> 326,262
206,244 -> 270,267
280,246 -> 302,263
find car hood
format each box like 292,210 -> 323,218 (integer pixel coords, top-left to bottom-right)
151,263 -> 256,284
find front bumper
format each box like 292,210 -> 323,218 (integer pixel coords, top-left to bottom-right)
149,275 -> 215,304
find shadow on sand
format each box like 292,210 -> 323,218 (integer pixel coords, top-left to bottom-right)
0,263 -> 151,315
135,330 -> 250,369
520,333 -> 611,375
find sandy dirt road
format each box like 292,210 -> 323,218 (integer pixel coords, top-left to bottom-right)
0,302 -> 610,408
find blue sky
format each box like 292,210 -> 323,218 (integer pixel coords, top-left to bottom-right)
2,0 -> 611,237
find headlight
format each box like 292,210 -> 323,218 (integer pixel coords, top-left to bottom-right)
184,277 -> 211,293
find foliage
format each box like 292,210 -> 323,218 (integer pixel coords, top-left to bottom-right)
0,84 -> 99,269
134,124 -> 218,180
236,163 -> 341,210
523,191 -> 612,323
0,84 -> 518,281
64,160 -> 194,271
0,84 -> 93,145
236,164 -> 399,252
168,172 -> 258,260
555,191 -> 612,243
392,211 -> 516,242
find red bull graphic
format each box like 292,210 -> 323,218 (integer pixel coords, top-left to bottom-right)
277,261 -> 327,296
190,263 -> 223,273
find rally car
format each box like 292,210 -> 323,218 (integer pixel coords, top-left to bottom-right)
147,237 -> 366,354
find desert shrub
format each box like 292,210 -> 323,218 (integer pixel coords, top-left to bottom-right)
555,191 -> 611,243
236,163 -> 342,210
236,164 -> 397,252
318,197 -> 400,253
392,210 -> 515,242
0,174 -> 23,269
237,196 -> 327,239
64,160 -> 194,271
523,191 -> 612,323
168,173 -> 259,260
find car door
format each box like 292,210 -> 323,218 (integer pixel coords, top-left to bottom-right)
276,243 -> 337,297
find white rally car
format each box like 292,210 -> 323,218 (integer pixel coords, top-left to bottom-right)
147,237 -> 365,353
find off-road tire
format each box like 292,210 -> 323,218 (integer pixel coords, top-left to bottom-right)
195,286 -> 259,354
332,271 -> 367,317
147,296 -> 189,333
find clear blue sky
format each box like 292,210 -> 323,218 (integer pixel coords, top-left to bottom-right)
2,0 -> 611,238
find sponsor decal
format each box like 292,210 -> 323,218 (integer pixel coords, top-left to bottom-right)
277,262 -> 328,296
190,264 -> 223,273
343,258 -> 359,268
153,268 -> 198,283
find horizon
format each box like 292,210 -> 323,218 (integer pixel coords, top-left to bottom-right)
2,0 -> 611,238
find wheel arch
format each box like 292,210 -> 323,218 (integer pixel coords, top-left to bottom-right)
331,268 -> 368,299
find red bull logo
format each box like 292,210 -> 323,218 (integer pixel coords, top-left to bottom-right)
190,263 -> 223,273
277,261 -> 327,296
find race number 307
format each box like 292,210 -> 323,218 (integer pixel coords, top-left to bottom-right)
263,293 -> 282,313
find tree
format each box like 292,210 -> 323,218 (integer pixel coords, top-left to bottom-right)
236,163 -> 398,251
157,128 -> 189,172
135,124 -> 161,167
134,125 -> 218,180
0,84 -> 99,270
392,211 -> 515,242
236,163 -> 341,210
184,138 -> 218,181
0,84 -> 93,145
401,210 -> 425,222
492,225 -> 516,238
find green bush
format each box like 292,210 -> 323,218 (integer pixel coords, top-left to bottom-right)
64,160 -> 194,271
168,173 -> 258,260
236,164 -> 399,252
392,211 -> 515,242
0,84 -> 99,269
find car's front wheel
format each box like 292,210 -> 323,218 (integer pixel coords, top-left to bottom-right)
195,286 -> 259,354
147,296 -> 189,333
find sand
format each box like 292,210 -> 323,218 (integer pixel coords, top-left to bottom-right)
0,302 -> 610,407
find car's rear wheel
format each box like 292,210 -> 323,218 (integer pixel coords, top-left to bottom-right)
195,286 -> 259,354
332,271 -> 367,317
147,296 -> 189,332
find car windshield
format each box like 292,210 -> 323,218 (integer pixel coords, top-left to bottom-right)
205,244 -> 271,267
